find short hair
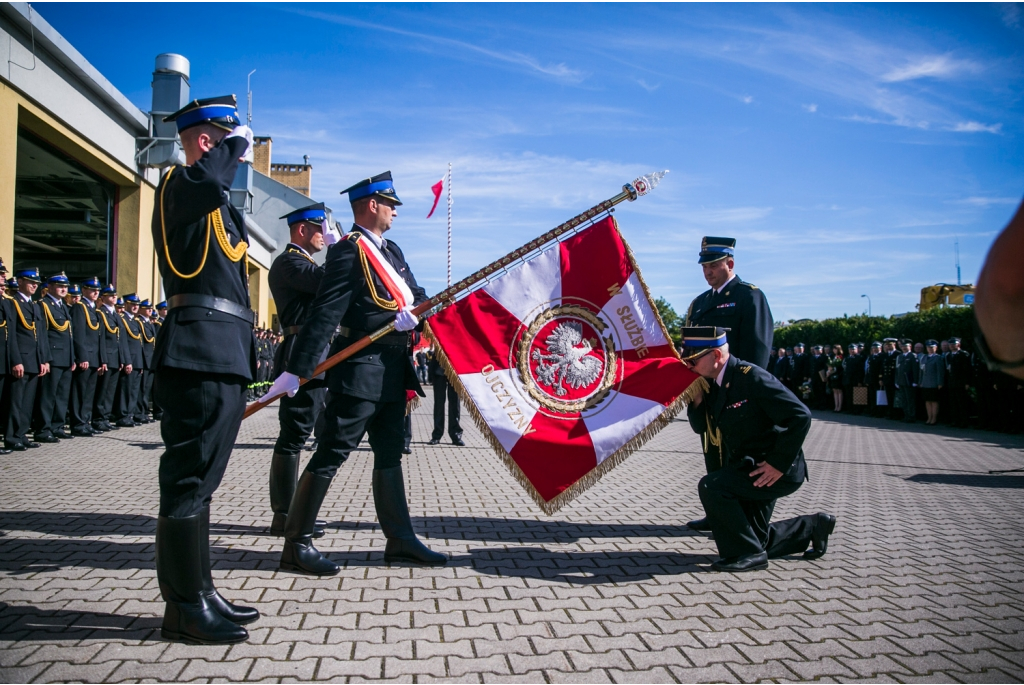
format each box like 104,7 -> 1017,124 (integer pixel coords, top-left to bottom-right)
179,123 -> 228,149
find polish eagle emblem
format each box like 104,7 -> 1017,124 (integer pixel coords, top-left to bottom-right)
531,321 -> 603,396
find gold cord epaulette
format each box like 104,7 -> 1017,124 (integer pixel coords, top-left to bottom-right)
13,300 -> 36,338
355,241 -> 399,311
121,315 -> 142,340
77,302 -> 99,331
286,247 -> 316,264
212,207 -> 247,263
140,322 -> 154,344
42,301 -> 70,332
98,309 -> 119,335
160,167 -> 210,279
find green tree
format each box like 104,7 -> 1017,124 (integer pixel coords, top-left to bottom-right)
654,297 -> 682,346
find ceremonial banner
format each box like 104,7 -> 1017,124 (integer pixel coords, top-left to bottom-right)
427,216 -> 702,514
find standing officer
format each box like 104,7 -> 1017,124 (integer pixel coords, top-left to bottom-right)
65,284 -> 82,307
842,343 -> 862,413
865,341 -> 883,417
684,237 -> 773,369
428,351 -> 463,446
895,339 -> 919,423
681,327 -> 836,572
150,301 -> 165,421
0,259 -> 16,455
34,272 -> 76,442
266,203 -> 330,538
811,345 -> 828,409
946,337 -> 972,428
70,277 -> 103,436
266,171 -> 442,575
114,293 -> 145,427
135,300 -> 157,423
6,268 -> 51,451
881,338 -> 899,419
93,285 -> 128,433
151,95 -> 259,644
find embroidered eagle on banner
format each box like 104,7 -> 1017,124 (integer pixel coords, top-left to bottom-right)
532,321 -> 603,396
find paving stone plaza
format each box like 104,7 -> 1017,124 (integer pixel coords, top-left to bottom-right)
2,394 -> 1023,683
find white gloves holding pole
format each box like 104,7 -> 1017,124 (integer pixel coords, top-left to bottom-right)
394,305 -> 418,332
262,371 -> 300,403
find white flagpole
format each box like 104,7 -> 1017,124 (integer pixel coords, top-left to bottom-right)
447,162 -> 452,287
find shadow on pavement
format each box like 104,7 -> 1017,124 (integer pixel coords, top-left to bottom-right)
904,473 -> 1024,488
0,511 -> 270,538
414,516 -> 700,543
0,601 -> 161,642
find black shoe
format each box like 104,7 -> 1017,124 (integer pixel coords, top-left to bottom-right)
280,472 -> 340,576
91,423 -> 108,433
373,466 -> 447,566
402,446 -> 412,454
712,552 -> 769,572
24,442 -> 40,449
71,428 -> 95,437
428,438 -> 441,445
199,506 -> 259,625
804,513 -> 837,560
686,517 -> 712,532
0,447 -> 11,455
104,422 -> 120,430
54,430 -> 74,440
156,515 -> 249,644
34,435 -> 60,444
5,442 -> 25,452
116,420 -> 135,428
451,436 -> 465,446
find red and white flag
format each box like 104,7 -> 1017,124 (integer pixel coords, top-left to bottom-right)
426,177 -> 444,218
427,216 -> 701,514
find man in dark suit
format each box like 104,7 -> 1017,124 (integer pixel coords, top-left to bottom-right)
0,260 -> 17,454
881,338 -> 900,419
788,343 -> 810,404
684,237 -> 773,369
428,351 -> 463,446
114,293 -> 145,427
70,277 -> 104,436
6,268 -> 51,451
773,347 -> 790,390
895,339 -> 919,423
842,343 -> 862,414
93,285 -> 129,433
34,272 -> 76,442
150,96 -> 259,644
682,327 -> 835,572
267,171 -> 441,576
266,203 -> 330,538
811,345 -> 828,410
135,300 -> 157,423
865,341 -> 884,417
946,337 -> 973,428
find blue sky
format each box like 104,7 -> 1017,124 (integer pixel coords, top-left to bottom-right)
42,3 -> 1024,321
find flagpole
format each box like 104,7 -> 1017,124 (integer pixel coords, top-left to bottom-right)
243,170 -> 668,419
447,161 -> 452,288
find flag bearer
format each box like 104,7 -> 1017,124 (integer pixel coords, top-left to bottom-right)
151,95 -> 259,644
266,171 -> 441,575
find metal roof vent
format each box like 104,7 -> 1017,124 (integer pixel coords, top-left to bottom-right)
137,53 -> 190,168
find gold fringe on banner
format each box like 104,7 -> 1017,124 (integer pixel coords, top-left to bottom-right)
423,215 -> 706,516
405,395 -> 421,416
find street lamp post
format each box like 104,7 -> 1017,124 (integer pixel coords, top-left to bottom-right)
861,294 -> 872,317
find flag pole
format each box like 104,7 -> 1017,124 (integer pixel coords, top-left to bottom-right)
243,170 -> 668,419
447,161 -> 452,288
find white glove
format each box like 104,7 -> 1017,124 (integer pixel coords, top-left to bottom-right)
322,220 -> 343,246
226,125 -> 254,162
263,371 -> 300,402
394,305 -> 418,332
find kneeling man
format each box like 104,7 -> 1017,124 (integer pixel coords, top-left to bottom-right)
682,327 -> 836,572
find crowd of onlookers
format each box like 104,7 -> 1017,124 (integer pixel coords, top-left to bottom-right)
767,337 -> 1023,432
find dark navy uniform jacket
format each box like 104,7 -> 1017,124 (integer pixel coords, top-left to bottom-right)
10,294 -> 52,374
0,296 -> 21,375
268,243 -> 326,378
71,300 -> 101,367
97,305 -> 127,369
287,226 -> 426,403
151,136 -> 255,380
120,314 -> 145,368
41,294 -> 75,368
685,275 -> 773,369
687,356 -> 809,483
140,319 -> 156,369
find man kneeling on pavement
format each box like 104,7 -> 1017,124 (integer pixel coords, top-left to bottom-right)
681,326 -> 836,572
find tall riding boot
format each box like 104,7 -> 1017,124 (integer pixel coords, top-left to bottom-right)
156,515 -> 248,644
373,466 -> 447,565
270,452 -> 325,538
280,471 -> 340,576
199,505 -> 259,625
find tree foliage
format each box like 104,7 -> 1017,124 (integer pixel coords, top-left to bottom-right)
654,297 -> 683,346
772,307 -> 975,352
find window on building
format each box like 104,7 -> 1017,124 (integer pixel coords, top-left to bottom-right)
14,129 -> 115,284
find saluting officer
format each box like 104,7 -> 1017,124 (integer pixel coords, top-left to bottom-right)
6,268 -> 51,451
685,237 -> 773,368
114,293 -> 145,427
0,260 -> 16,455
681,327 -> 836,572
266,203 -> 330,538
34,272 -> 76,442
267,171 -> 441,576
151,95 -> 259,644
70,277 -> 103,436
93,285 -> 129,432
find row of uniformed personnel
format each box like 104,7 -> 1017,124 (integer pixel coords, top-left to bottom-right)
0,264 -> 166,453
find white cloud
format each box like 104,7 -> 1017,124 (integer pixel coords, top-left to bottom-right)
881,55 -> 976,82
803,103 -> 818,113
741,95 -> 754,104
637,79 -> 660,92
951,196 -> 1020,207
951,121 -> 1003,134
1000,3 -> 1021,29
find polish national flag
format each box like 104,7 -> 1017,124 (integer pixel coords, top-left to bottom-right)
426,177 -> 444,218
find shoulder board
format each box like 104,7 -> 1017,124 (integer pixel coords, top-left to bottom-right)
740,365 -> 752,374
344,232 -> 360,242
733,279 -> 757,290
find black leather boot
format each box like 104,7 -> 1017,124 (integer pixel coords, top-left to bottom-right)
280,472 -> 339,576
373,466 -> 447,566
269,452 -> 324,538
156,515 -> 248,644
199,506 -> 259,625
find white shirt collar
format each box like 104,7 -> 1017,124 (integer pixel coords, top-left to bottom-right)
714,362 -> 728,387
288,242 -> 312,258
102,304 -> 115,313
47,293 -> 62,305
16,291 -> 30,302
713,274 -> 737,295
355,224 -> 385,249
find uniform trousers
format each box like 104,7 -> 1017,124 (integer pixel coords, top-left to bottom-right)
70,366 -> 99,431
136,369 -> 154,418
115,369 -> 141,422
94,368 -> 120,424
156,369 -> 247,518
6,373 -> 40,446
697,462 -> 813,560
306,393 -> 405,478
948,387 -> 970,428
432,376 -> 462,441
274,384 -> 327,456
885,382 -> 898,419
897,385 -> 916,422
33,364 -> 73,436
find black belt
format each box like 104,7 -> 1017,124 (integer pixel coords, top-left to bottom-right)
167,294 -> 255,325
282,325 -> 302,337
338,325 -> 408,347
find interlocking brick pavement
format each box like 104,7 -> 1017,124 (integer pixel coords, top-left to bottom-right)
2,393 -> 1024,683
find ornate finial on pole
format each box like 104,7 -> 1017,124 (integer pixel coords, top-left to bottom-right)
625,170 -> 669,200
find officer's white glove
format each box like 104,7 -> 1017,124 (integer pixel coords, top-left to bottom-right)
226,125 -> 254,163
322,220 -> 343,246
394,305 -> 418,332
263,371 -> 300,402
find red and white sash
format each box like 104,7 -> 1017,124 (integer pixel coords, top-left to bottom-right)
354,233 -> 414,308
